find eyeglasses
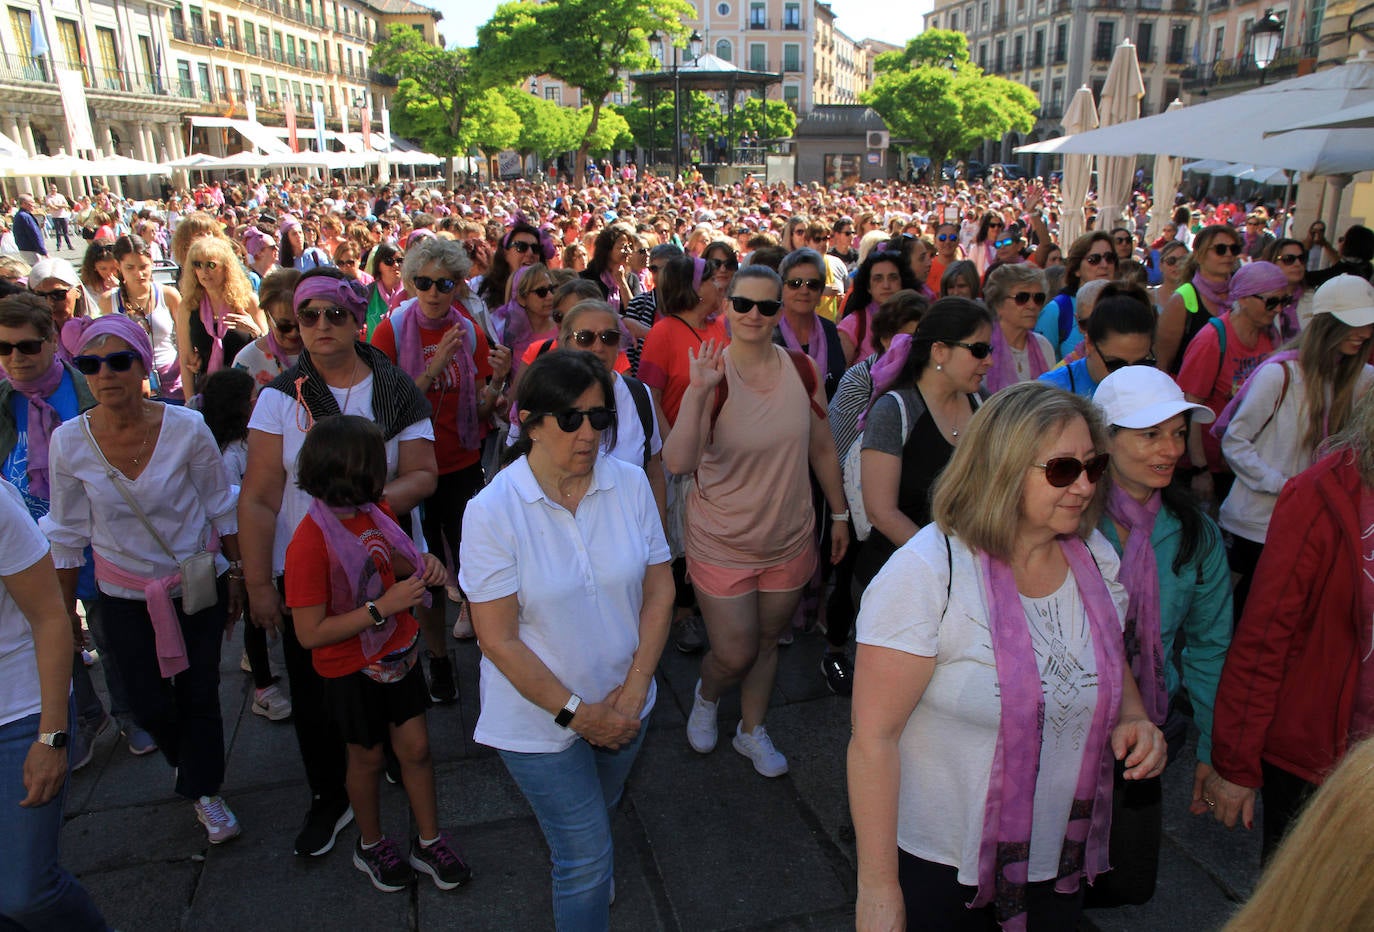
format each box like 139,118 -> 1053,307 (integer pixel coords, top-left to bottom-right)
937,233 -> 958,242
379,256 -> 402,267
414,276 -> 456,293
704,258 -> 739,276
1011,291 -> 1047,306
994,237 -> 1017,249
273,318 -> 298,334
635,247 -> 650,256
784,277 -> 823,291
32,288 -> 71,301
987,221 -> 1004,229
1034,452 -> 1110,488
1276,253 -> 1304,266
572,328 -> 623,348
509,240 -> 539,253
729,296 -> 783,316
943,340 -> 993,359
1113,235 -> 1133,244
1248,294 -> 1289,311
337,260 -> 358,268
536,406 -> 616,433
0,338 -> 45,356
296,305 -> 353,328
1096,347 -> 1158,373
191,260 -> 219,271
1083,251 -> 1117,266
528,285 -> 555,298
1211,243 -> 1243,257
73,350 -> 140,375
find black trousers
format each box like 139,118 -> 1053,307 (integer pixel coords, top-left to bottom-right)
277,577 -> 348,806
1226,535 -> 1266,625
419,463 -> 484,597
897,851 -> 1085,931
1260,760 -> 1317,865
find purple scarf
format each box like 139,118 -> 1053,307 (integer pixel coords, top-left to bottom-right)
1191,272 -> 1229,315
306,498 -> 431,658
1209,350 -> 1300,439
986,320 -> 1049,394
393,301 -> 480,450
600,269 -> 622,311
777,313 -> 828,382
975,536 -> 1123,930
1106,485 -> 1168,726
860,332 -> 912,430
8,358 -> 65,501
262,331 -> 293,372
199,295 -> 229,375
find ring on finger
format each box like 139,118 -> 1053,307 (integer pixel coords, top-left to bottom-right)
1204,797 -> 1216,808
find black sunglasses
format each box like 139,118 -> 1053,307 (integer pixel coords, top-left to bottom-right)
273,318 -> 298,334
1011,291 -> 1047,306
379,256 -> 402,267
537,406 -> 615,433
1211,243 -> 1243,257
31,288 -> 70,301
296,305 -> 353,327
528,285 -> 554,298
1097,348 -> 1158,373
1251,294 -> 1289,311
1162,256 -> 1185,266
1083,252 -> 1117,266
508,240 -> 539,253
944,340 -> 993,359
784,278 -> 823,291
729,296 -> 782,316
1035,452 -> 1110,488
414,276 -> 456,293
0,338 -> 45,356
73,350 -> 140,375
572,328 -> 622,348
1275,253 -> 1304,265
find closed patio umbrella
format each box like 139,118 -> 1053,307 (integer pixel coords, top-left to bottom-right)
1058,85 -> 1098,248
1096,40 -> 1145,233
1147,99 -> 1185,242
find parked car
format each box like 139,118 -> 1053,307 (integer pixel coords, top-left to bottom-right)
993,162 -> 1028,180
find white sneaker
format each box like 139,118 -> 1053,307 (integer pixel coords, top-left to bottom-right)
195,795 -> 242,844
239,650 -> 252,674
686,680 -> 718,754
451,602 -> 475,640
252,684 -> 293,722
732,723 -> 789,777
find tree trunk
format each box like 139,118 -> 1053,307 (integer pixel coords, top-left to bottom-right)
575,99 -> 603,186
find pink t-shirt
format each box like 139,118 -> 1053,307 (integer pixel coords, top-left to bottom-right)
1176,312 -> 1276,472
837,302 -> 878,360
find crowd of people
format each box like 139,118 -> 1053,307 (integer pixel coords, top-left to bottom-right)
3,166 -> 1374,931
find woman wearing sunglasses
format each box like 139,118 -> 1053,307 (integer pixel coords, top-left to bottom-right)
373,236 -> 508,702
1039,286 -> 1157,401
1157,225 -> 1242,375
363,241 -> 405,338
176,236 -> 267,400
984,263 -> 1054,394
662,265 -> 849,778
1035,232 -> 1119,361
238,268 -> 437,861
1149,240 -> 1190,316
230,269 -> 302,399
1260,237 -> 1309,337
497,264 -> 560,382
460,350 -> 673,929
838,251 -> 916,365
477,222 -> 548,310
850,382 -> 1166,932
42,314 -> 245,846
970,211 -> 1005,279
1085,367 -> 1233,909
94,235 -> 184,403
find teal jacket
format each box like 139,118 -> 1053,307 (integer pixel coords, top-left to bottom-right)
1100,503 -> 1233,765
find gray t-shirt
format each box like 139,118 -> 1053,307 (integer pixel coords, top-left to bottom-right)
861,388 -> 925,456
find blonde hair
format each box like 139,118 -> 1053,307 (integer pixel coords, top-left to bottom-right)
179,236 -> 254,313
1223,737 -> 1374,932
1322,385 -> 1374,485
931,381 -> 1108,560
856,230 -> 890,267
559,299 -> 620,344
1296,313 -> 1373,458
170,211 -> 227,267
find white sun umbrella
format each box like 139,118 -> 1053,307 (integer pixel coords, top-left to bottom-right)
1096,41 -> 1145,232
1147,99 -> 1186,242
1059,86 -> 1099,248
101,155 -> 171,176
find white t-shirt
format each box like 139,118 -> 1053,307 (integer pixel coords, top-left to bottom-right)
247,374 -> 435,576
1009,333 -> 1056,383
459,454 -> 671,753
0,478 -> 52,726
505,374 -> 662,467
856,524 -> 1127,885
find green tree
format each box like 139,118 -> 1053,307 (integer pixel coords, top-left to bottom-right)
733,97 -> 796,140
617,91 -> 729,160
571,105 -> 633,155
501,87 -> 578,162
862,29 -> 1038,170
479,0 -> 696,182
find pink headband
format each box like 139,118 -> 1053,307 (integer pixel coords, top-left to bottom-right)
294,275 -> 370,324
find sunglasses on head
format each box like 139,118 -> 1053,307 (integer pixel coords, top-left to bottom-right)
1035,452 -> 1110,488
1276,253 -> 1304,265
414,275 -> 456,293
1012,291 -> 1046,306
528,285 -> 555,298
509,239 -> 539,253
191,260 -> 219,271
784,277 -> 823,291
0,338 -> 45,356
296,305 -> 353,327
572,328 -> 622,348
729,296 -> 783,316
73,350 -> 140,375
943,340 -> 993,359
537,406 -> 615,433
32,287 -> 70,301
1211,242 -> 1243,257
1083,251 -> 1117,266
994,237 -> 1017,249
273,318 -> 298,334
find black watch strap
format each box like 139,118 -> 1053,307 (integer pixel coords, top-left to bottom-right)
366,601 -> 386,627
554,694 -> 581,728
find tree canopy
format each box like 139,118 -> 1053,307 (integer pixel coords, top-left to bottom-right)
862,30 -> 1038,170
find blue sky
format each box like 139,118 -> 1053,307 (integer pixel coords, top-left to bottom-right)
430,0 -> 933,49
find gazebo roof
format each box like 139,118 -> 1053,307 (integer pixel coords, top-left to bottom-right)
794,106 -> 888,138
629,53 -> 781,92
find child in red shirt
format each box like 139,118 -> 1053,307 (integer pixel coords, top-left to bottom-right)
285,415 -> 470,894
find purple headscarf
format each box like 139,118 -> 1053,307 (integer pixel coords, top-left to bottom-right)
294,275 -> 371,326
66,314 -> 154,372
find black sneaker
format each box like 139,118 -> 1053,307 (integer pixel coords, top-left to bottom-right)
353,837 -> 413,893
821,652 -> 854,696
427,651 -> 457,704
294,795 -> 354,857
408,833 -> 472,890
674,615 -> 705,654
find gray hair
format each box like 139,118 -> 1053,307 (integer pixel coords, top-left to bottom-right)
779,247 -> 825,281
726,264 -> 783,298
983,262 -> 1048,310
401,235 -> 470,285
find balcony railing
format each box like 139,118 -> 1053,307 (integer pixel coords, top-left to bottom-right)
783,16 -> 802,29
1032,48 -> 1045,66
1181,41 -> 1318,91
783,59 -> 801,73
749,58 -> 772,72
1137,44 -> 1156,62
1171,0 -> 1197,9
1166,46 -> 1187,64
1011,52 -> 1024,70
1092,44 -> 1114,61
749,17 -> 769,29
1052,47 -> 1068,64
171,19 -> 187,40
1040,105 -> 1063,120
369,68 -> 398,87
1054,0 -> 1072,12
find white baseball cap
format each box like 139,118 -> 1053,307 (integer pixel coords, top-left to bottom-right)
1311,274 -> 1374,327
1095,365 -> 1216,429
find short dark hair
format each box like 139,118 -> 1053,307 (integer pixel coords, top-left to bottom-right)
897,297 -> 994,385
746,245 -> 787,270
296,415 -> 388,507
872,289 -> 928,352
509,351 -> 617,461
0,293 -> 55,339
1341,225 -> 1374,262
199,368 -> 255,450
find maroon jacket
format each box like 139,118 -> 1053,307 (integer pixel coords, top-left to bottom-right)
1212,451 -> 1363,788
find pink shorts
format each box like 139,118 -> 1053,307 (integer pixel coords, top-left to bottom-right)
686,546 -> 818,599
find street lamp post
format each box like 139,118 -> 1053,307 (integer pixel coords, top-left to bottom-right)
1251,9 -> 1283,86
650,30 -> 703,180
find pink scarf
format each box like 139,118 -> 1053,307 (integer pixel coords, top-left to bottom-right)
393,301 -> 480,450
860,332 -> 912,430
306,498 -> 430,659
986,320 -> 1049,394
375,277 -> 405,311
262,331 -> 293,372
92,552 -> 191,678
1106,485 -> 1169,726
1190,272 -> 1229,315
974,537 -> 1123,930
777,314 -> 828,382
199,295 -> 229,375
8,358 -> 66,501
600,269 -> 622,311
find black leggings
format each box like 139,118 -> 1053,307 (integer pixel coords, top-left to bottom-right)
897,851 -> 1086,931
419,464 -> 484,597
1260,761 -> 1317,865
1227,534 -> 1266,624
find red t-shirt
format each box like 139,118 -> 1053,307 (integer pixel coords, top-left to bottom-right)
637,315 -> 728,426
284,505 -> 420,679
519,338 -> 631,373
372,311 -> 493,473
1176,312 -> 1276,472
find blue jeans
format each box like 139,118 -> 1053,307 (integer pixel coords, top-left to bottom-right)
498,726 -> 648,932
0,708 -> 108,931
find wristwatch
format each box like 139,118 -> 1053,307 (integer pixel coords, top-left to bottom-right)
366,601 -> 386,627
554,694 -> 582,728
37,731 -> 69,748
